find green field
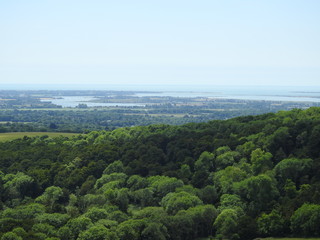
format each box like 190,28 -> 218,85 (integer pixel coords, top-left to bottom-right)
0,132 -> 79,142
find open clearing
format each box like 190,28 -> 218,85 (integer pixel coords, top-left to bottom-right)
0,132 -> 79,142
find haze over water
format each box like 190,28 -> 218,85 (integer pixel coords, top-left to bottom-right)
31,84 -> 320,107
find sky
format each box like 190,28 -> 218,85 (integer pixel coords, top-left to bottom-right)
0,0 -> 320,89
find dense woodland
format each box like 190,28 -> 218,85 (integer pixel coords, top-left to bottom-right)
1,107 -> 320,239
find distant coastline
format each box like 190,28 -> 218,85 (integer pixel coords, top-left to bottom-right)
2,85 -> 320,103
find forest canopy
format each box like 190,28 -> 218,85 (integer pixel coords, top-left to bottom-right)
1,107 -> 320,239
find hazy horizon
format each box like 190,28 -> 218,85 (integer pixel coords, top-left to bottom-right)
1,84 -> 320,93
1,1 -> 319,88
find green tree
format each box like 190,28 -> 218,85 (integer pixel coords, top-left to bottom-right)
35,213 -> 70,228
103,160 -> 124,175
3,172 -> 35,201
274,158 -> 313,185
94,173 -> 127,190
166,214 -> 194,240
266,126 -> 292,154
191,151 -> 214,187
181,205 -> 218,238
283,179 -> 297,198
77,225 -> 118,240
130,187 -> 155,207
236,141 -> 255,158
35,186 -> 64,210
308,125 -> 320,157
290,203 -> 320,236
127,175 -> 148,191
141,222 -> 168,240
257,210 -> 285,237
218,194 -> 245,213
161,191 -> 203,215
213,166 -> 247,195
234,174 -> 279,214
79,194 -> 107,211
31,223 -> 55,237
198,185 -> 218,204
214,208 -> 240,240
0,232 -> 22,240
215,151 -> 240,171
66,216 -> 93,239
116,219 -> 145,240
11,228 -> 27,239
215,146 -> 231,156
250,148 -> 273,175
178,164 -> 192,183
133,207 -> 167,222
57,226 -> 72,240
83,207 -> 108,222
2,203 -> 46,220
148,176 -> 184,200
114,188 -> 129,212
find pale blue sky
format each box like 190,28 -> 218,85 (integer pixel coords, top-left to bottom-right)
0,0 -> 319,89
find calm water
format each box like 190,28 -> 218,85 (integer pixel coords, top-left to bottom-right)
133,85 -> 320,102
134,91 -> 320,102
25,85 -> 320,107
41,96 -> 146,108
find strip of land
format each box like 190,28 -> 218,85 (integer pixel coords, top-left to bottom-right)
0,132 -> 79,142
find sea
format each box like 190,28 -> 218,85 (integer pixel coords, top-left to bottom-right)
2,84 -> 320,107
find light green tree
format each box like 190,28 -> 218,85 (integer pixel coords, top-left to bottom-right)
214,209 -> 240,240
257,210 -> 285,237
77,225 -> 118,240
3,172 -> 34,201
250,148 -> 273,175
161,191 -> 203,215
1,232 -> 23,240
66,216 -> 93,239
290,204 -> 320,236
35,186 -> 64,210
116,219 -> 146,240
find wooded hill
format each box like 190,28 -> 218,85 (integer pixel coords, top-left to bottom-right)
1,107 -> 320,240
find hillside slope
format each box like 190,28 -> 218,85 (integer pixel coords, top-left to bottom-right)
1,107 -> 320,239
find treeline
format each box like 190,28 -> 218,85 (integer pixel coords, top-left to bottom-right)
1,107 -> 320,239
0,109 -> 200,133
0,99 -> 317,133
0,108 -> 265,133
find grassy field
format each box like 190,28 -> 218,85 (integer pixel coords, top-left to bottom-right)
0,132 -> 79,142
